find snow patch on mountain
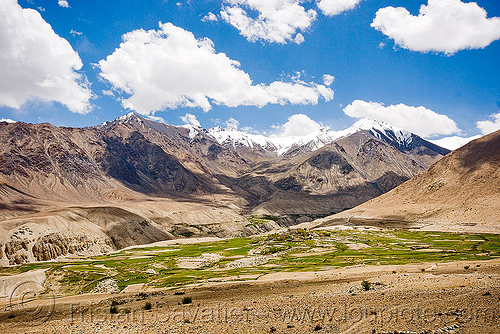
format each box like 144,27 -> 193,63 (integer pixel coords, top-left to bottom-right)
209,118 -> 414,155
350,118 -> 413,146
180,124 -> 204,139
208,126 -> 277,151
99,113 -> 426,155
97,112 -> 145,129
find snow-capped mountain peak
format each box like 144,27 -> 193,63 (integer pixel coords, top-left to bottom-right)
97,112 -> 145,129
349,119 -> 413,145
98,113 -> 421,156
180,123 -> 205,139
208,118 -> 416,156
208,126 -> 277,150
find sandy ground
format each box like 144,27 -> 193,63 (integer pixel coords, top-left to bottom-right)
0,269 -> 47,298
0,259 -> 498,333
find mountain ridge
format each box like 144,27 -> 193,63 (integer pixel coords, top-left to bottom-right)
312,129 -> 500,233
0,113 -> 452,264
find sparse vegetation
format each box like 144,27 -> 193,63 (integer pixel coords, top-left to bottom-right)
144,302 -> 152,310
110,306 -> 118,314
1,230 -> 498,294
362,280 -> 371,291
261,245 -> 289,255
182,296 -> 192,304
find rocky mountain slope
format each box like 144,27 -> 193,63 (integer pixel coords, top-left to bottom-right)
0,115 -> 451,264
208,118 -> 447,159
313,129 -> 500,233
228,128 -> 447,216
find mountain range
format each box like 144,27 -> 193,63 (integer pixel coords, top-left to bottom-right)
0,113 -> 450,265
313,128 -> 500,234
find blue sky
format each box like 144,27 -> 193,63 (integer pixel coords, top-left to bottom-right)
1,0 -> 500,146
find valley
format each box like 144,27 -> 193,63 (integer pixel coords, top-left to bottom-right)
0,114 -> 450,265
1,228 -> 499,334
1,228 -> 498,295
1,116 -> 499,333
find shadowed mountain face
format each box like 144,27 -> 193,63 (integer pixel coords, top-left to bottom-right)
0,115 -> 451,264
224,130 -> 439,215
100,131 -> 218,195
315,129 -> 500,233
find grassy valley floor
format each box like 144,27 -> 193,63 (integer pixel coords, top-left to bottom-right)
0,228 -> 499,333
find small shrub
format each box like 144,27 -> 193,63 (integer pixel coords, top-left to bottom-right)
110,306 -> 118,314
261,245 -> 289,255
138,292 -> 149,299
421,268 -> 426,272
314,324 -> 323,331
7,314 -> 15,319
144,302 -> 152,310
464,265 -> 470,270
182,296 -> 192,304
361,280 -> 371,291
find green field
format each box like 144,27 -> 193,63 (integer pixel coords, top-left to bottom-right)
1,229 -> 499,295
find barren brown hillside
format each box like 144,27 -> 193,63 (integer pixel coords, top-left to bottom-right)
0,116 -> 450,264
315,129 -> 500,233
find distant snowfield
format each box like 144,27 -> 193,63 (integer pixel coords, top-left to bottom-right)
430,135 -> 482,151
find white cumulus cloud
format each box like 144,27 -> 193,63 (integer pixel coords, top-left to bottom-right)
272,114 -> 323,137
317,0 -> 363,16
58,0 -> 69,8
70,29 -> 82,36
220,0 -> 317,44
0,0 -> 92,113
343,100 -> 460,138
0,118 -> 17,123
322,74 -> 335,86
371,0 -> 500,55
477,112 -> 500,135
202,12 -> 218,22
226,118 -> 240,129
180,113 -> 201,128
98,22 -> 333,116
101,90 -> 115,97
